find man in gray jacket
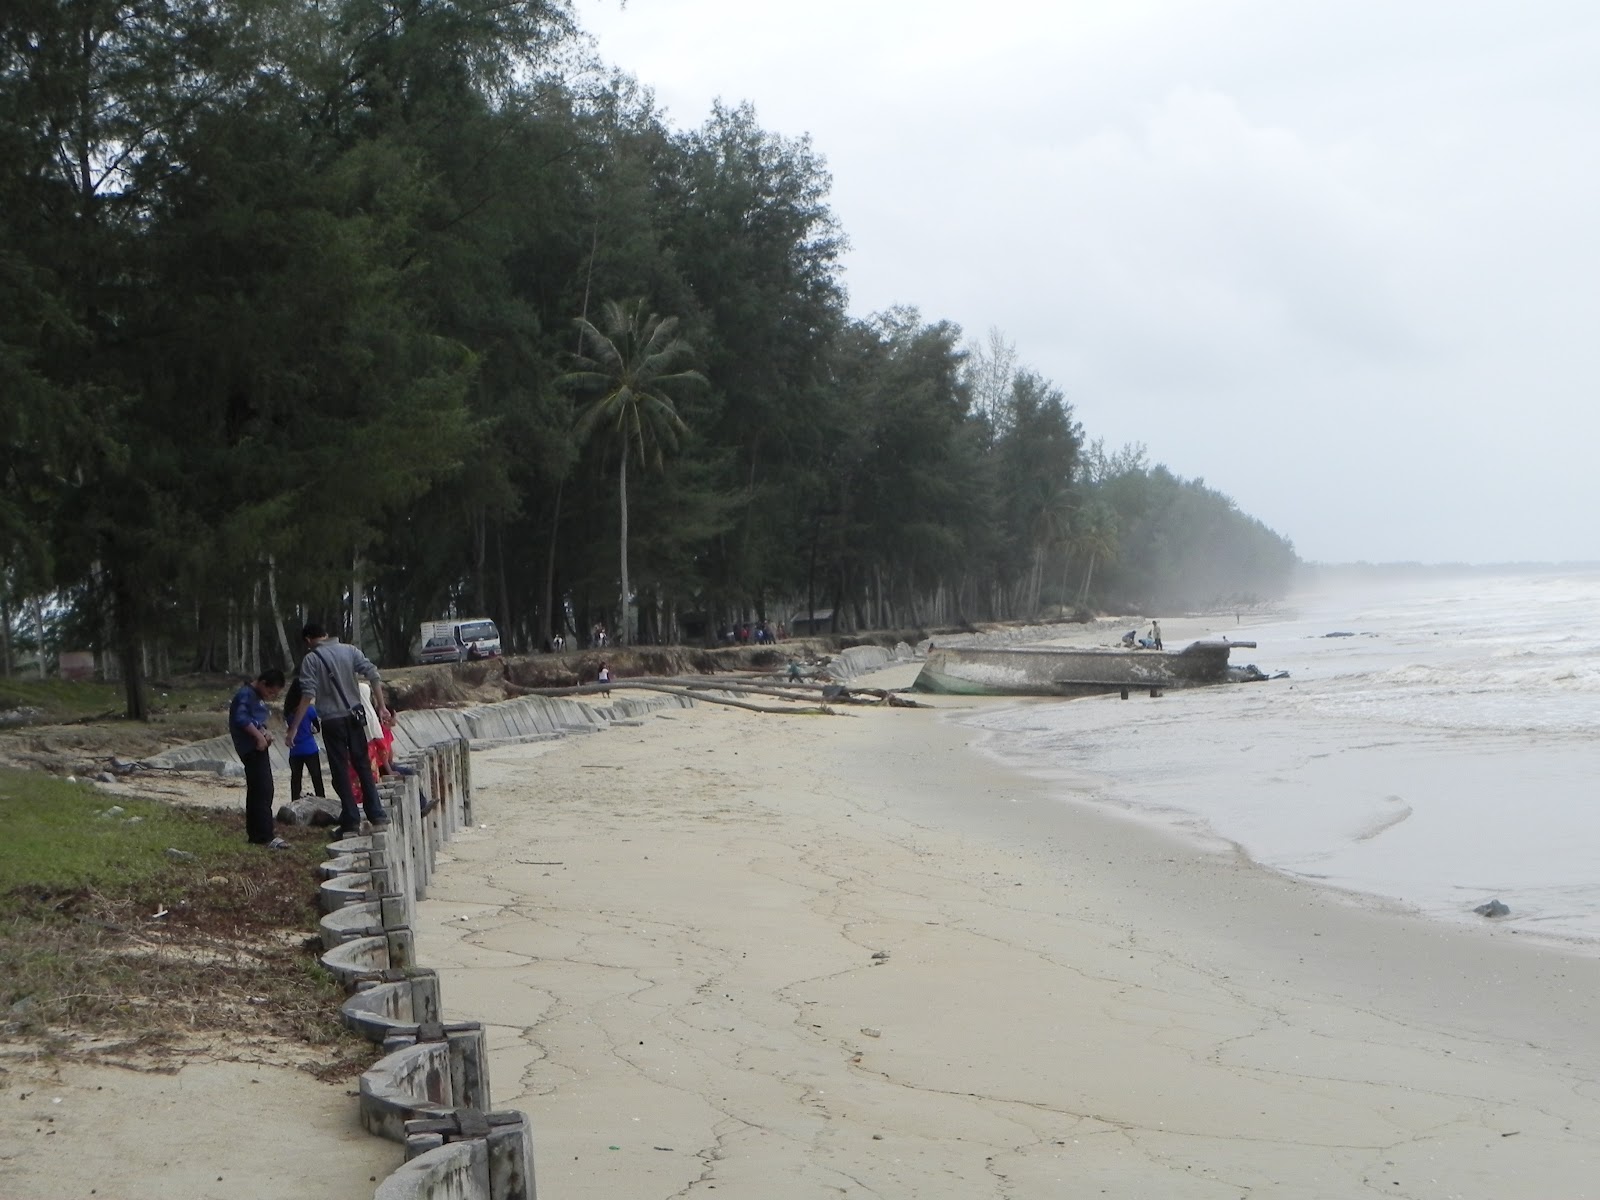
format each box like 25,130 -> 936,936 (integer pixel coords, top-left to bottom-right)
285,622 -> 390,835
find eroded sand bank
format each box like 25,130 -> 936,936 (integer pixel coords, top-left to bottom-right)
418,668 -> 1600,1199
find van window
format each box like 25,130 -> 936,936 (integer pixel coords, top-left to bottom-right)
458,620 -> 498,642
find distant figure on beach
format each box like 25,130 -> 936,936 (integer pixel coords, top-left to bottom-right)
597,661 -> 612,698
1121,630 -> 1137,647
788,659 -> 803,682
1150,620 -> 1163,650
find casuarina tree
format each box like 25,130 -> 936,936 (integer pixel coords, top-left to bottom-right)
565,299 -> 704,645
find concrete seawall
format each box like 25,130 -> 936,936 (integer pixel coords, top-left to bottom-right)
160,689 -> 697,1199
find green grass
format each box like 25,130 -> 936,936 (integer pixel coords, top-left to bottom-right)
0,676 -> 234,723
0,766 -> 373,1069
0,768 -> 242,899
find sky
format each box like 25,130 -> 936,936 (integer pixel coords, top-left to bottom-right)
576,0 -> 1600,564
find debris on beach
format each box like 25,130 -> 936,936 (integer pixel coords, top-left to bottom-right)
1473,899 -> 1511,918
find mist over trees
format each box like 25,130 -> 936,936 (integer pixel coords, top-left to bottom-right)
0,0 -> 1296,712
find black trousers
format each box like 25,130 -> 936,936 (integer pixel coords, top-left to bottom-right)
241,747 -> 275,844
322,714 -> 386,831
289,752 -> 325,800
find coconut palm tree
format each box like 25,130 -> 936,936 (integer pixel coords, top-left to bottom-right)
564,299 -> 704,645
1071,501 -> 1120,606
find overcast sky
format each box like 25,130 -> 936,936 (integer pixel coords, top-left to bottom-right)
577,0 -> 1600,564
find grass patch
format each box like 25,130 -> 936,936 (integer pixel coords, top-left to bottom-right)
0,769 -> 242,896
0,767 -> 375,1076
0,676 -> 235,723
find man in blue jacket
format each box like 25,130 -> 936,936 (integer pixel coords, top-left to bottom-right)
229,668 -> 287,848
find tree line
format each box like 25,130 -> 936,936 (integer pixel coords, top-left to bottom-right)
0,0 -> 1297,717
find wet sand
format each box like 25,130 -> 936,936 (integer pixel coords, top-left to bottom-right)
417,665 -> 1600,1199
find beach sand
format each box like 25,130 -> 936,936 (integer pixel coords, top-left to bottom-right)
417,664 -> 1600,1199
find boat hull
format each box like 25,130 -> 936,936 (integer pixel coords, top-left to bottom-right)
911,641 -> 1238,697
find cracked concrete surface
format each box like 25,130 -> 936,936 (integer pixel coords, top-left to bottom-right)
416,675 -> 1600,1199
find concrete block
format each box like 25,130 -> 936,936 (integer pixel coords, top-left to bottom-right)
374,1140 -> 488,1200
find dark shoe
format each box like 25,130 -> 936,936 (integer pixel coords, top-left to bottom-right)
419,794 -> 437,817
337,824 -> 363,837
367,814 -> 391,828
392,764 -> 417,777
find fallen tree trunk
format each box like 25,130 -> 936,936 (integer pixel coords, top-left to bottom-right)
504,678 -> 836,716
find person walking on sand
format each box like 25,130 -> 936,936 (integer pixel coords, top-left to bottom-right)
230,667 -> 288,849
597,660 -> 612,699
282,678 -> 326,804
286,622 -> 390,836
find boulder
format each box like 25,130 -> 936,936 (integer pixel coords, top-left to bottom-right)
277,796 -> 343,826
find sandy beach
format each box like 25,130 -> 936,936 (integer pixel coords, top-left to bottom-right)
416,661 -> 1600,1200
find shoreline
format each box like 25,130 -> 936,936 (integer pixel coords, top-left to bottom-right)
417,674 -> 1600,1197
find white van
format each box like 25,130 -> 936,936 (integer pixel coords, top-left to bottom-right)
415,617 -> 502,664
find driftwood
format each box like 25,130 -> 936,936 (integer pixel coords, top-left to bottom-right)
500,672 -> 925,712
632,674 -> 926,708
505,677 -> 835,716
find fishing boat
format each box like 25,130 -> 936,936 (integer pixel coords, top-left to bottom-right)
911,640 -> 1255,698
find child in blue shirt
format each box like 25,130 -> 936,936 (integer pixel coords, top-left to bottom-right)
283,679 -> 326,802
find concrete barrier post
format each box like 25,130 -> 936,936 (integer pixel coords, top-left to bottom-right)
486,1111 -> 536,1200
386,926 -> 415,970
401,1111 -> 535,1200
447,1024 -> 491,1111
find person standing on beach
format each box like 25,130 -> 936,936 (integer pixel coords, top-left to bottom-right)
1150,620 -> 1163,650
286,622 -> 390,835
229,667 -> 288,849
282,678 -> 326,804
597,660 -> 612,698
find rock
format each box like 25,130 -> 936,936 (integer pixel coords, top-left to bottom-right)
96,771 -> 115,783
276,796 -> 342,827
98,806 -> 125,819
217,762 -> 245,779
861,1027 -> 882,1038
1474,899 -> 1511,918
164,848 -> 197,863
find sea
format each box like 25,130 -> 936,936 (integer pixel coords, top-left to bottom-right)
955,567 -> 1600,950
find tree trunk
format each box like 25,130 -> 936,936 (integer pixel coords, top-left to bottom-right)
1078,549 -> 1098,605
350,552 -> 364,649
266,554 -> 292,667
542,479 -> 564,646
473,509 -> 487,615
249,579 -> 261,677
495,522 -> 512,653
113,569 -> 148,720
618,444 -> 631,646
805,508 -> 821,636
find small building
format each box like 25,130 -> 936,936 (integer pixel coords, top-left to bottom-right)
788,609 -> 835,637
58,650 -> 96,681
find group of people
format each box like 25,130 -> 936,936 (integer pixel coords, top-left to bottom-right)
1119,620 -> 1164,650
545,622 -> 608,654
720,621 -> 782,645
229,622 -> 416,850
